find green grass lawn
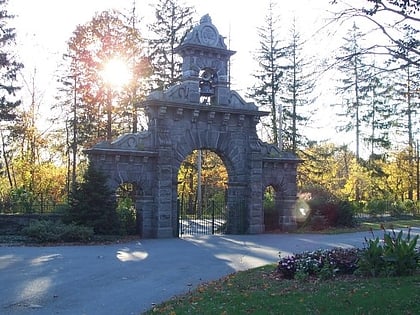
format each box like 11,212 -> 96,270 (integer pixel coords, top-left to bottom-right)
295,216 -> 420,234
144,216 -> 420,315
359,217 -> 420,230
144,265 -> 420,315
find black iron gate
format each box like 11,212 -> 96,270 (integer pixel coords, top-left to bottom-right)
178,199 -> 226,236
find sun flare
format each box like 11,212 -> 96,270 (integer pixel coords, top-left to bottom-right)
101,57 -> 131,89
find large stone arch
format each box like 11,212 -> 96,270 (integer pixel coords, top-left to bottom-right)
86,15 -> 300,238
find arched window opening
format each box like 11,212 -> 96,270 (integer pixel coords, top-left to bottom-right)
263,185 -> 278,231
116,183 -> 138,235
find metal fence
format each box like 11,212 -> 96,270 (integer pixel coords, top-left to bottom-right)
0,202 -> 67,214
178,199 -> 226,236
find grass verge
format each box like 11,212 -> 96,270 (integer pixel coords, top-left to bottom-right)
359,217 -> 420,230
295,216 -> 420,234
144,265 -> 420,315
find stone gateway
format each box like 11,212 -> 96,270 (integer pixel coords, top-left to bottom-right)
86,15 -> 300,238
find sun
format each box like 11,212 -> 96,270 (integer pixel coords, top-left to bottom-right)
100,57 -> 131,89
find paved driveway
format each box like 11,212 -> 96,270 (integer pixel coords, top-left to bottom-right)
0,228 -> 418,315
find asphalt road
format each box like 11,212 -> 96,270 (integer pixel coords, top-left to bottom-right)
1,228 -> 418,315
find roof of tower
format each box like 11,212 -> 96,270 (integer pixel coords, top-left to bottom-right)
181,14 -> 228,50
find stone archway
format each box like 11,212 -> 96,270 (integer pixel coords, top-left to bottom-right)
86,15 -> 300,238
177,149 -> 228,236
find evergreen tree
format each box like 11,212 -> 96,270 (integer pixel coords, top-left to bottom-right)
248,1 -> 289,149
362,64 -> 394,157
65,163 -> 119,234
0,0 -> 23,121
389,26 -> 420,200
335,23 -> 371,161
147,0 -> 195,90
0,0 -> 23,197
280,19 -> 316,152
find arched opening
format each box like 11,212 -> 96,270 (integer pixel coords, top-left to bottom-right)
116,182 -> 138,235
263,185 -> 279,232
177,149 -> 228,235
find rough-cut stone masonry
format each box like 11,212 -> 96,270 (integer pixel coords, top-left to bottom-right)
86,15 -> 300,238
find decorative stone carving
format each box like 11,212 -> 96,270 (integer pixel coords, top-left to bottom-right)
93,131 -> 153,151
183,14 -> 227,49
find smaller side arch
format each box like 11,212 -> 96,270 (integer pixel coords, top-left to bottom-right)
262,162 -> 298,232
88,152 -> 158,238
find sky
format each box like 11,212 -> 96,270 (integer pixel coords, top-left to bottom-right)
8,0 -> 346,145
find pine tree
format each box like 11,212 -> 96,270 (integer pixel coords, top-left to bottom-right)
280,19 -> 316,152
0,0 -> 23,121
247,1 -> 288,149
335,23 -> 371,161
65,163 -> 119,235
362,68 -> 394,157
0,0 -> 23,196
389,26 -> 420,200
147,0 -> 195,90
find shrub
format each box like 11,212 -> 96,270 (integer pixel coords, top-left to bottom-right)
305,211 -> 328,231
382,228 -> 419,276
64,163 -> 120,235
117,197 -> 137,235
357,235 -> 386,277
277,255 -> 297,279
326,247 -> 360,274
277,248 -> 359,280
365,199 -> 389,217
10,187 -> 34,213
300,185 -> 355,229
393,200 -> 419,216
336,200 -> 356,227
23,220 -> 94,243
389,201 -> 406,217
357,228 -> 419,277
365,199 -> 418,217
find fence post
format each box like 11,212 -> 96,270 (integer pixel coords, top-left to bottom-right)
177,199 -> 180,237
211,199 -> 215,234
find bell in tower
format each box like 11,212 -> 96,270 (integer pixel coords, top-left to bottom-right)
199,68 -> 217,104
176,14 -> 235,106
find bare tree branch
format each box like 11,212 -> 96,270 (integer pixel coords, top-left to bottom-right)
330,0 -> 420,67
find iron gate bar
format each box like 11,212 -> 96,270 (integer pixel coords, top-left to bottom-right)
178,198 -> 226,236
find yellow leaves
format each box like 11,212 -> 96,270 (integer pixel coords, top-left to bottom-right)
177,149 -> 228,197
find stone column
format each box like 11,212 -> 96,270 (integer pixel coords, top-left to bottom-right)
248,153 -> 264,234
155,149 -> 175,238
225,182 -> 248,234
278,197 -> 298,232
278,162 -> 298,231
136,195 -> 155,238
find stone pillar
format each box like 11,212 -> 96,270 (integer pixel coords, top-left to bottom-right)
248,153 -> 264,234
278,162 -> 299,232
136,195 -> 155,238
225,182 -> 248,234
278,197 -> 298,232
155,146 -> 175,238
